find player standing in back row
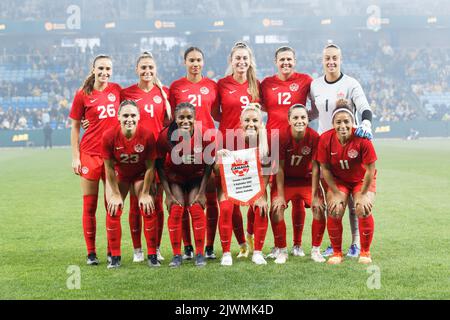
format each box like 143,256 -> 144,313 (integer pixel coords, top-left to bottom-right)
309,43 -> 374,258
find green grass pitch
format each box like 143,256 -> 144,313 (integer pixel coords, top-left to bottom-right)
1,139 -> 449,300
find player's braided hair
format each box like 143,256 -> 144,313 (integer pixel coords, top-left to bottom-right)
240,103 -> 269,159
225,41 -> 260,103
118,100 -> 139,115
167,102 -> 196,147
136,52 -> 172,120
82,54 -> 112,95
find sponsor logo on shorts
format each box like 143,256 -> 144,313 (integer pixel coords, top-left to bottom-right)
301,146 -> 311,155
134,144 -> 145,153
153,96 -> 162,104
348,149 -> 359,159
290,83 -> 299,92
200,87 -> 209,95
108,93 -> 116,102
81,166 -> 89,175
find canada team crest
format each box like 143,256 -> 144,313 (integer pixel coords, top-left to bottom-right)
153,96 -> 162,104
290,83 -> 299,92
348,149 -> 358,159
108,93 -> 116,102
134,144 -> 145,153
301,146 -> 311,155
231,159 -> 249,177
81,166 -> 89,175
200,87 -> 209,95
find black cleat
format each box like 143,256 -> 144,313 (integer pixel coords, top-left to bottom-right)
107,256 -> 121,269
195,253 -> 207,267
182,245 -> 194,260
148,254 -> 161,267
169,254 -> 183,268
205,246 -> 216,259
87,252 -> 99,265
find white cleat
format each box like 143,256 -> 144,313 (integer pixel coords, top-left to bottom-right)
292,245 -> 305,257
156,247 -> 165,261
133,248 -> 145,262
252,251 -> 267,265
311,248 -> 326,263
236,244 -> 249,258
274,248 -> 288,264
265,247 -> 280,259
221,252 -> 233,266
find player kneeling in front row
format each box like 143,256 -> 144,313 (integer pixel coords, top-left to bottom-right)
316,100 -> 377,265
270,104 -> 326,264
156,102 -> 214,268
102,100 -> 158,269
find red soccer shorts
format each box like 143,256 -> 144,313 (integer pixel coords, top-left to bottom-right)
117,172 -> 145,185
271,179 -> 313,207
80,153 -> 105,181
321,175 -> 376,196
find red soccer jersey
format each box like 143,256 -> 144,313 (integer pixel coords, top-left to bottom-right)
316,128 -> 377,184
261,72 -> 312,131
157,125 -> 215,182
169,77 -> 218,130
101,124 -> 156,180
120,84 -> 169,140
217,75 -> 261,135
70,83 -> 122,155
278,126 -> 319,180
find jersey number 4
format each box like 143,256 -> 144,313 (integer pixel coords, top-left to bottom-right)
98,104 -> 116,119
120,154 -> 139,164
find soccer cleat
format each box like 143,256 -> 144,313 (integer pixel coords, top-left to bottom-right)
107,256 -> 121,269
221,252 -> 233,266
205,246 -> 216,259
274,248 -> 288,264
237,244 -> 249,258
195,253 -> 207,267
133,248 -> 145,262
148,254 -> 161,267
327,252 -> 344,265
246,233 -> 254,252
358,251 -> 372,264
107,252 -> 112,264
87,252 -> 99,265
156,247 -> 164,261
346,244 -> 361,258
311,248 -> 326,263
169,255 -> 182,268
252,251 -> 267,265
182,245 -> 194,260
291,245 -> 305,257
322,245 -> 334,257
265,247 -> 280,259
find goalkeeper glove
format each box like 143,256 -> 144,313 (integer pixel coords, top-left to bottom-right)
355,119 -> 373,140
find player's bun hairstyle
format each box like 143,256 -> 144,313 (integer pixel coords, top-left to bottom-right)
331,99 -> 355,123
226,41 -> 260,103
184,47 -> 204,60
287,103 -> 307,119
240,103 -> 268,159
168,102 -> 196,146
275,46 -> 296,59
82,54 -> 112,95
118,100 -> 139,115
136,52 -> 172,120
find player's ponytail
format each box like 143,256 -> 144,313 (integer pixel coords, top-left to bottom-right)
82,55 -> 111,95
226,42 -> 260,102
240,103 -> 268,160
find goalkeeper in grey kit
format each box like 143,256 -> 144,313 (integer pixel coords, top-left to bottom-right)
309,43 -> 374,258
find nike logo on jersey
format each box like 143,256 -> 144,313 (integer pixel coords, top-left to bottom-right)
272,87 -> 279,91
286,149 -> 294,152
90,99 -> 98,103
135,98 -> 143,102
182,89 -> 190,93
116,147 -> 124,150
331,152 -> 338,155
229,90 -> 237,94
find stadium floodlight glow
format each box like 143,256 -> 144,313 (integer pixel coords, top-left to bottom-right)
0,24 -> 6,31
105,22 -> 116,29
321,19 -> 332,25
427,17 -> 437,24
213,20 -> 224,27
